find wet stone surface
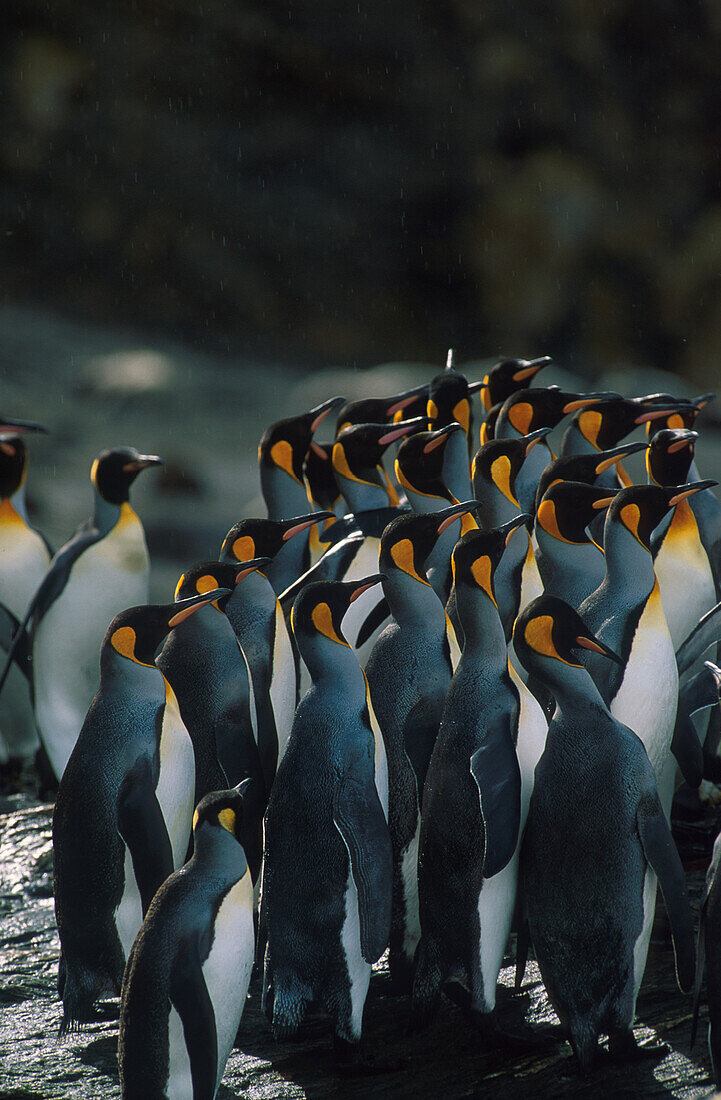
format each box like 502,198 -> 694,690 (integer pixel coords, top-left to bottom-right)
0,792 -> 719,1098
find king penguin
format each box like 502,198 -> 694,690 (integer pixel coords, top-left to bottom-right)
119,782 -> 255,1100
53,588 -> 229,1030
535,481 -> 618,608
516,594 -> 695,1070
478,356 -> 552,422
366,501 -> 480,991
412,519 -> 547,1035
0,419 -> 51,762
426,349 -> 483,452
261,578 -> 392,1067
534,439 -> 649,514
258,395 -> 344,592
303,442 -> 344,563
5,446 -> 163,781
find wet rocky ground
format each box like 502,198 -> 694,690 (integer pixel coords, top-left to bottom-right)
0,787 -> 719,1098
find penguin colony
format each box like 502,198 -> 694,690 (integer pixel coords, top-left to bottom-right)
5,354 -> 721,1096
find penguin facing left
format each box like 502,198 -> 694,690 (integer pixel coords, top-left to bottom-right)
261,578 -> 392,1066
53,589 -> 228,1030
5,446 -> 163,781
119,782 -> 255,1100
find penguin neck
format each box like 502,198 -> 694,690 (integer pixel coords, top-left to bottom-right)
536,525 -> 604,591
225,569 -> 277,629
191,822 -> 248,880
456,585 -> 506,669
599,520 -> 656,602
533,656 -> 611,725
442,432 -> 472,500
169,603 -> 228,647
337,474 -> 390,513
515,443 -> 553,514
93,490 -> 122,532
98,647 -> 165,700
382,567 -> 447,637
475,483 -> 519,529
561,420 -> 595,458
299,634 -> 367,695
261,466 -> 308,520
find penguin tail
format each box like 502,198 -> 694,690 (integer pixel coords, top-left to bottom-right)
58,965 -> 119,1035
271,981 -> 310,1041
568,1020 -> 599,1074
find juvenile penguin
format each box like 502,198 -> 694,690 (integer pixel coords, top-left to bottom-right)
157,560 -> 270,883
119,783 -> 255,1100
220,513 -> 334,781
0,421 -> 51,761
261,578 -> 392,1066
412,519 -> 547,1033
54,589 -> 228,1030
516,595 -> 695,1070
535,481 -> 617,608
366,501 -> 481,990
258,395 -> 344,591
5,446 -> 163,780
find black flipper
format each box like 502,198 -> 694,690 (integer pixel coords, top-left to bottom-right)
690,896 -> 707,1050
677,600 -> 721,676
470,717 -> 522,879
682,663 -> 721,716
333,756 -> 393,964
636,791 -> 695,993
355,597 -> 390,650
0,601 -> 32,681
117,754 -> 175,915
170,935 -> 218,1100
670,707 -> 704,788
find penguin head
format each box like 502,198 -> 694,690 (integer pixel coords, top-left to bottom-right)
571,394 -> 693,452
104,589 -> 231,668
90,447 -> 163,505
479,402 -> 501,445
332,419 -> 424,507
192,779 -> 251,847
395,422 -> 466,502
379,501 -> 481,584
451,515 -> 532,611
0,415 -> 47,496
290,576 -> 382,673
303,442 -> 342,513
643,392 -> 714,438
479,356 -> 552,413
513,594 -> 621,678
258,396 -> 345,490
499,387 -> 616,437
427,367 -> 478,439
174,559 -> 271,611
646,428 -> 698,487
607,481 -> 717,550
334,383 -> 429,435
220,513 -> 334,567
536,481 -> 618,546
534,440 -> 649,510
472,428 -> 551,512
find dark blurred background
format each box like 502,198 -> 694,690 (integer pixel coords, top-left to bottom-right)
3,0 -> 721,384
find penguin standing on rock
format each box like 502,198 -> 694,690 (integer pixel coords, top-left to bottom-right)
261,578 -> 392,1068
258,396 -> 344,592
366,501 -> 481,991
54,589 -> 229,1031
516,595 -> 695,1071
119,783 -> 255,1100
2,446 -> 163,781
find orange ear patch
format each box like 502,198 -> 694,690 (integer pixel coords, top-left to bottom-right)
111,625 -> 137,660
218,808 -> 236,834
196,574 -> 218,595
311,601 -> 348,646
619,503 -> 642,542
523,615 -> 566,661
508,401 -> 533,436
427,398 -> 439,423
232,535 -> 256,562
470,554 -> 496,605
490,455 -> 519,506
577,410 -> 603,449
452,399 -> 470,435
390,538 -> 427,584
269,440 -> 300,483
537,499 -> 571,543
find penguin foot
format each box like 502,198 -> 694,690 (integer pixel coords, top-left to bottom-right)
333,1036 -> 404,1076
608,1029 -> 669,1062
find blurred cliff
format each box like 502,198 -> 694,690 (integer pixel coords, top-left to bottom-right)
3,1 -> 721,382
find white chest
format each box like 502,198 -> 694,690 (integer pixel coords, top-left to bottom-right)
655,512 -> 716,650
269,600 -> 297,764
156,685 -> 196,868
0,516 -> 50,615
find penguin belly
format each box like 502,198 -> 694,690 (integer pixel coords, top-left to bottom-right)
166,1006 -> 194,1100
477,858 -> 519,1010
366,690 -> 389,817
156,684 -> 196,867
202,870 -> 255,1091
655,510 -> 716,650
115,846 -> 144,961
0,515 -> 49,757
269,601 -> 297,764
519,539 -> 544,614
33,521 -> 149,778
339,869 -> 371,1041
399,818 -> 421,961
631,866 -> 658,1017
610,587 -> 678,797
341,539 -> 387,666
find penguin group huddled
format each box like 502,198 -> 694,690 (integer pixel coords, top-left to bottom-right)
5,352 -> 721,1097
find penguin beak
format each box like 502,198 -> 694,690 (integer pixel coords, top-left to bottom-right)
524,426 -> 552,455
349,575 -> 384,602
423,422 -> 464,453
513,356 -> 552,383
0,416 -> 48,435
378,417 -> 426,447
281,512 -> 335,540
233,557 -> 272,582
666,430 -> 698,454
309,396 -> 345,434
633,399 -> 692,425
168,588 -> 232,627
467,380 -> 485,394
124,454 -> 164,472
499,513 -> 534,546
594,440 -> 649,474
436,500 -> 482,535
590,493 -> 618,511
233,777 -> 253,798
704,661 -> 721,692
386,382 -> 430,417
693,392 -> 716,410
667,480 -> 717,506
561,392 -> 619,414
309,440 -> 329,459
574,633 -> 622,664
